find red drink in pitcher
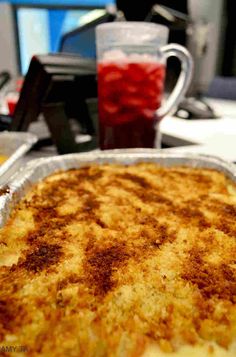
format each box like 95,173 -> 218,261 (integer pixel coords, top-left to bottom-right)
98,58 -> 166,150
96,23 -> 193,149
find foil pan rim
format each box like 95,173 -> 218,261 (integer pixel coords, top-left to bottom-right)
0,132 -> 38,179
0,150 -> 235,227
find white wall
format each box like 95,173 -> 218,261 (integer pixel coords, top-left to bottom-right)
0,3 -> 18,75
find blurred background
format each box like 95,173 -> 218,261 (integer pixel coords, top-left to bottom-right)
0,0 -> 235,119
0,0 -> 235,163
0,0 -> 235,79
0,0 -> 115,75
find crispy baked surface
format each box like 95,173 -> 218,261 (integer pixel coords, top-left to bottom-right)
0,163 -> 236,357
0,155 -> 7,165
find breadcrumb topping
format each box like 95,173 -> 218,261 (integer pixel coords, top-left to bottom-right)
0,163 -> 236,356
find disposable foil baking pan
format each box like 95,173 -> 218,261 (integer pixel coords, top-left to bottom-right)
0,149 -> 235,227
0,132 -> 38,185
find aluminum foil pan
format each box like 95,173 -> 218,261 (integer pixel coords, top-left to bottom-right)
0,131 -> 38,185
0,149 -> 235,227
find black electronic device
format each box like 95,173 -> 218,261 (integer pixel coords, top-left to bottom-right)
0,72 -> 11,91
175,97 -> 218,119
10,53 -> 97,154
59,11 -> 116,58
0,114 -> 12,131
6,9 -> 117,152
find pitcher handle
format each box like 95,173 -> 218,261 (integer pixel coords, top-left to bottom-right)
156,44 -> 193,120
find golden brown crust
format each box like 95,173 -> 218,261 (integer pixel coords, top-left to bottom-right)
0,163 -> 236,356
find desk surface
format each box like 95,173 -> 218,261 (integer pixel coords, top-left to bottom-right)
1,98 -> 236,185
24,98 -> 236,164
160,98 -> 236,162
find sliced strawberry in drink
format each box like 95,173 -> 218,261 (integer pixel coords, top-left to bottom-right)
103,101 -> 120,115
126,63 -> 146,82
149,94 -> 163,110
115,110 -> 136,124
149,65 -> 166,83
98,58 -> 166,147
125,83 -> 138,94
103,70 -> 123,83
144,87 -> 157,100
141,108 -> 155,120
145,62 -> 160,74
150,63 -> 165,76
105,61 -> 128,71
120,95 -> 147,109
155,79 -> 164,92
98,83 -> 110,99
98,66 -> 123,85
149,100 -> 159,110
98,63 -> 118,75
99,84 -> 124,105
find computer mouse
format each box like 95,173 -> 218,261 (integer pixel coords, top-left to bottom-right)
175,97 -> 219,119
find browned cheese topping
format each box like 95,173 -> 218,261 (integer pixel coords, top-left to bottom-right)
0,163 -> 236,356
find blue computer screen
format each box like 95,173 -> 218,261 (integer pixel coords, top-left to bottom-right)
0,0 -> 111,5
61,25 -> 98,59
59,9 -> 116,59
12,1 -> 114,74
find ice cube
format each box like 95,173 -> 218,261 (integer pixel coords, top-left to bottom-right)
102,51 -> 158,64
102,50 -> 127,62
129,53 -> 157,63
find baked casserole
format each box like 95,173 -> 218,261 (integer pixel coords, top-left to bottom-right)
0,155 -> 7,165
0,162 -> 236,356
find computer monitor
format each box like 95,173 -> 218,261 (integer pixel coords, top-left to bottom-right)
59,11 -> 116,58
15,5 -> 113,74
0,1 -> 114,75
